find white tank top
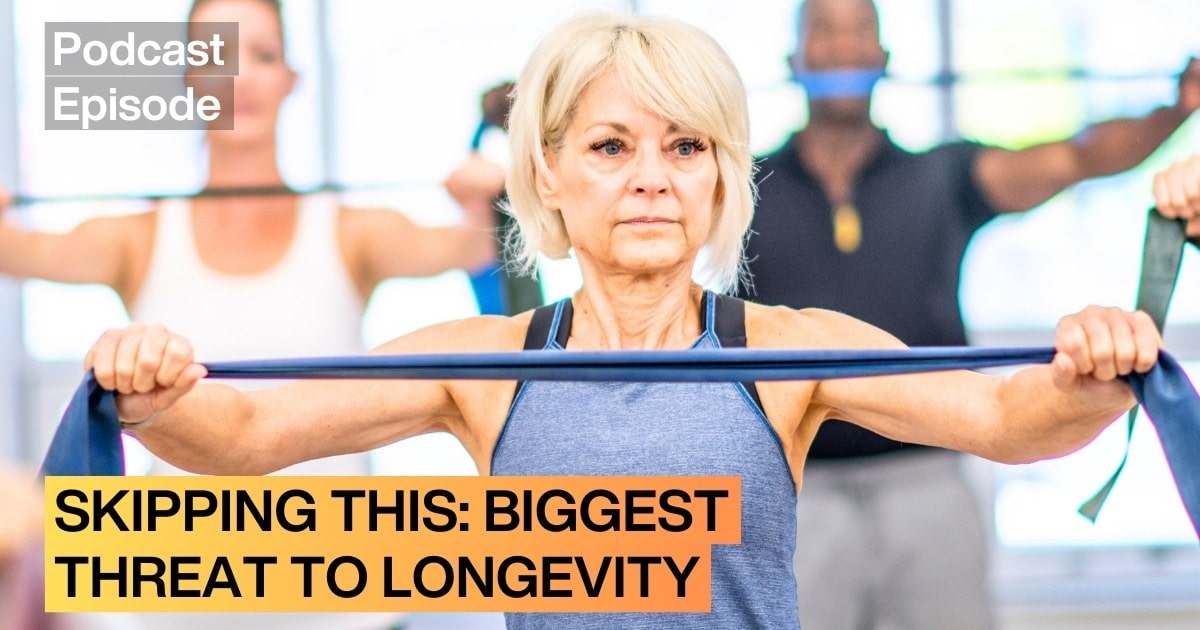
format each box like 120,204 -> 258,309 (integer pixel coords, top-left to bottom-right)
128,194 -> 371,476
131,194 -> 364,361
114,197 -> 494,630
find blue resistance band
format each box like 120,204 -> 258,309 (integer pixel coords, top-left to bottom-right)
40,347 -> 1200,539
793,68 -> 884,100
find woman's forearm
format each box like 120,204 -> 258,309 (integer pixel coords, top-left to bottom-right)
987,365 -> 1134,465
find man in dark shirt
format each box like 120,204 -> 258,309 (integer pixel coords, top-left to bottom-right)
739,1 -> 1200,627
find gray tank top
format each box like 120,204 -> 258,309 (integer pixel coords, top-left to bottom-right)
492,291 -> 800,628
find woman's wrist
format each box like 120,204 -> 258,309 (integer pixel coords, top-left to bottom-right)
119,412 -> 159,432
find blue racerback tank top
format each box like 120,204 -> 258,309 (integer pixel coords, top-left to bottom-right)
492,291 -> 800,628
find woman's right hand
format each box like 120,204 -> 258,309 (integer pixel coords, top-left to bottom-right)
84,323 -> 208,428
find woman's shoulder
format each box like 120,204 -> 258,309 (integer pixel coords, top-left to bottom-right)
69,207 -> 156,262
743,301 -> 905,350
371,311 -> 536,356
74,205 -> 156,234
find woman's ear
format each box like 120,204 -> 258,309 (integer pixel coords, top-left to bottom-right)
284,66 -> 298,96
534,151 -> 561,210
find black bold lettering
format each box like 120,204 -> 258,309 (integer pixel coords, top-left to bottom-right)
205,556 -> 241,597
184,490 -> 217,532
94,490 -> 130,532
693,489 -> 729,531
498,556 -> 536,598
330,489 -> 364,531
413,556 -> 453,598
623,490 -> 655,532
657,489 -> 692,532
580,489 -> 618,532
54,490 -> 89,532
540,489 -> 576,532
486,490 -> 519,532
541,556 -> 572,597
244,556 -> 276,598
291,556 -> 325,597
457,556 -> 493,597
170,556 -> 202,597
147,490 -> 180,531
278,489 -> 316,532
326,556 -> 366,598
422,489 -> 457,532
54,557 -> 88,597
133,557 -> 166,597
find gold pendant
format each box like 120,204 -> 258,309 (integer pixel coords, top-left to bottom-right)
833,202 -> 862,254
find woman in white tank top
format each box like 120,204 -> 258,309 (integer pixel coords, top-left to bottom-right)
0,0 -> 500,473
0,3 -> 504,627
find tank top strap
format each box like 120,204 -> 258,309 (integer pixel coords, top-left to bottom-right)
152,196 -> 200,266
290,193 -> 339,254
707,291 -> 765,412
711,292 -> 746,347
129,197 -> 202,321
522,298 -> 572,350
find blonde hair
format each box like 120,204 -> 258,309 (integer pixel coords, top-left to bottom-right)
504,13 -> 755,292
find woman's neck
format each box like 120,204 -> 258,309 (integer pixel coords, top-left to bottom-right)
194,138 -> 297,221
570,267 -> 703,351
205,138 -> 286,190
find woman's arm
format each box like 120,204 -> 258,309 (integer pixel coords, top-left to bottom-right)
753,304 -> 1157,465
341,196 -> 499,296
86,317 -> 516,475
0,185 -> 139,291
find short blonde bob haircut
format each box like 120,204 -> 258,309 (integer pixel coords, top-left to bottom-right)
504,13 -> 755,292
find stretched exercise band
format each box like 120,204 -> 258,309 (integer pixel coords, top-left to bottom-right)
1079,212 -> 1200,522
39,346 -> 1200,539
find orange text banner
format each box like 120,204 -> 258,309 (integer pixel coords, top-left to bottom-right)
44,475 -> 741,613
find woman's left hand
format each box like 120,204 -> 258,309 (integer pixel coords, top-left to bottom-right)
1052,305 -> 1161,400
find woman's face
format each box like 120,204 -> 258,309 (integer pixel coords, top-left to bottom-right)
539,71 -> 719,280
189,0 -> 294,145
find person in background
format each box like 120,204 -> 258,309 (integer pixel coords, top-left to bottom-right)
737,0 -> 1200,627
1154,153 -> 1200,237
0,0 -> 496,478
450,80 -> 546,316
0,0 -> 495,628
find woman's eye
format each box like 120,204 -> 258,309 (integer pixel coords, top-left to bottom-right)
591,139 -> 624,156
253,49 -> 279,64
673,138 -> 707,156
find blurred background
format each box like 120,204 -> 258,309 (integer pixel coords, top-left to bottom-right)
1,1 -> 1198,628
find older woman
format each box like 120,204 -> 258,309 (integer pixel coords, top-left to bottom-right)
87,13 -> 1160,629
